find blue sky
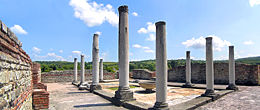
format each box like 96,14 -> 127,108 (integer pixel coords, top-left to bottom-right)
1,0 -> 260,62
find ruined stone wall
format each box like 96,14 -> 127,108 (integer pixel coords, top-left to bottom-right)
41,70 -> 117,83
0,20 -> 33,110
132,69 -> 156,80
168,63 -> 260,85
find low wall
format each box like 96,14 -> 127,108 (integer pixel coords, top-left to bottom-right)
41,70 -> 117,83
132,69 -> 155,80
168,63 -> 260,85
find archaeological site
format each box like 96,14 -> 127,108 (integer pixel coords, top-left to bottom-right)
1,1 -> 260,110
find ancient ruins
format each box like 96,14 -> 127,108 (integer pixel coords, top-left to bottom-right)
1,4 -> 260,110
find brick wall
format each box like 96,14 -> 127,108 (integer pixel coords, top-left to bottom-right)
41,70 -> 117,83
168,63 -> 260,85
32,63 -> 49,110
0,20 -> 33,110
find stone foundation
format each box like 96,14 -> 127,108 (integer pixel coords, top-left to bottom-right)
41,70 -> 118,83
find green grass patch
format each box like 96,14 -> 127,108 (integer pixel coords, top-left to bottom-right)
108,85 -> 137,90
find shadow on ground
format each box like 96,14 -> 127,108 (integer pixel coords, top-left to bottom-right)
73,103 -> 114,108
67,91 -> 90,94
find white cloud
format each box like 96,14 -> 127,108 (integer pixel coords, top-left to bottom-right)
95,31 -> 101,35
249,0 -> 260,7
49,48 -> 54,51
142,46 -> 150,50
69,0 -> 118,27
32,53 -> 66,61
32,47 -> 41,53
72,50 -> 82,55
144,49 -> 154,53
10,25 -> 27,34
132,12 -> 138,16
182,35 -> 231,52
137,22 -> 155,34
146,34 -> 156,41
132,44 -> 142,48
59,50 -> 63,53
100,52 -> 107,61
132,44 -> 154,53
243,40 -> 254,45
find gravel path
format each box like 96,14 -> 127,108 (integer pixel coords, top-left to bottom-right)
47,82 -> 126,110
197,86 -> 260,110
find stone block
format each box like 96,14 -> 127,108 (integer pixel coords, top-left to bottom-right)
7,27 -> 11,37
1,21 -> 7,33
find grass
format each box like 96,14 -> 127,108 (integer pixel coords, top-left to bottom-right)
108,85 -> 137,90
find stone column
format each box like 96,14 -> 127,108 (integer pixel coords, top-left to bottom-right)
226,46 -> 238,90
114,5 -> 134,101
79,55 -> 86,87
202,37 -> 216,97
73,58 -> 78,83
153,21 -> 168,109
90,34 -> 102,91
99,59 -> 104,82
183,51 -> 193,87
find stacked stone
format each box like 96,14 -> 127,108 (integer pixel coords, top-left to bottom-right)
0,20 -> 33,110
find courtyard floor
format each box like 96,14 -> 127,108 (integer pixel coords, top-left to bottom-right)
100,81 -> 206,106
47,82 -> 126,110
47,81 -> 260,110
196,86 -> 260,110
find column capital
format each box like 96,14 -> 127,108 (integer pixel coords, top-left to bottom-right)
118,5 -> 128,13
206,37 -> 212,40
94,33 -> 99,37
155,21 -> 166,26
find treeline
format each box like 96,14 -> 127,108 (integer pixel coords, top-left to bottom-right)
36,60 -> 206,73
36,56 -> 260,73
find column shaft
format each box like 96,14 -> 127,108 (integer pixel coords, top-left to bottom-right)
99,59 -> 103,81
74,58 -> 78,82
80,55 -> 85,83
226,46 -> 238,90
118,5 -> 129,90
229,46 -> 235,85
186,51 -> 191,84
206,37 -> 214,90
114,5 -> 133,101
92,34 -> 99,85
154,21 -> 168,108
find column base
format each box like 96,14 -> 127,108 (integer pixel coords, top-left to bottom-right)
114,87 -> 134,101
182,82 -> 194,88
99,80 -> 105,83
90,84 -> 102,92
78,82 -> 89,90
72,81 -> 79,86
201,89 -> 220,100
201,89 -> 216,97
149,102 -> 169,110
226,84 -> 238,91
